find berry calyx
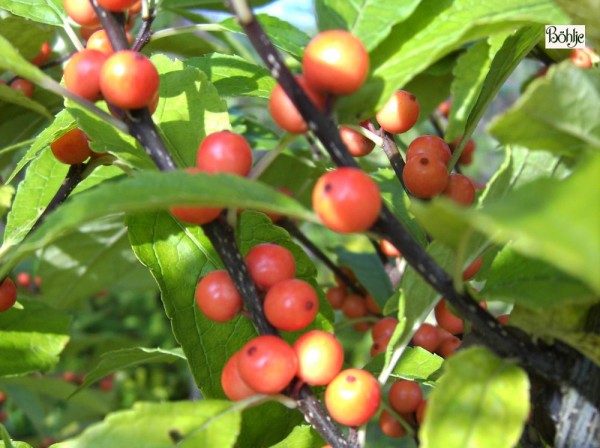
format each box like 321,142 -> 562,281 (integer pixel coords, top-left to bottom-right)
376,90 -> 420,134
442,173 -> 476,206
0,278 -> 17,312
221,351 -> 256,401
339,125 -> 375,157
303,30 -> 369,95
196,131 -> 253,177
269,75 -> 327,134
402,155 -> 449,199
64,49 -> 108,102
195,270 -> 243,322
389,380 -> 423,414
169,169 -> 223,225
263,278 -> 319,332
406,135 -> 452,164
100,50 -> 159,109
244,243 -> 296,290
50,129 -> 92,165
293,330 -> 344,386
237,335 -> 298,394
312,167 -> 382,233
325,368 -> 381,426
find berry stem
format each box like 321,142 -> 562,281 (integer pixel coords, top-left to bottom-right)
379,130 -> 406,188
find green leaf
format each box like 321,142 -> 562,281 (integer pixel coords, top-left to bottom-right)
160,0 -> 272,11
74,347 -> 185,395
221,14 -> 310,60
187,53 -> 276,99
237,401 -> 303,448
0,16 -> 52,60
338,0 -> 567,119
268,425 -> 324,448
143,33 -> 216,58
403,64 -> 454,126
152,54 -> 230,168
37,215 -> 154,310
315,0 -> 421,51
231,115 -> 280,151
0,300 -> 71,376
489,62 -> 600,156
0,185 -> 14,219
3,149 -> 68,246
366,346 -> 444,385
0,81 -> 50,118
0,0 -> 63,26
511,303 -> 600,366
481,246 -> 597,310
0,34 -> 57,86
52,401 -> 241,448
128,210 -> 256,397
335,247 -> 393,305
421,347 -> 530,448
554,0 -> 600,48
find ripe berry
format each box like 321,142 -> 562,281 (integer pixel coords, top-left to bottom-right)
10,79 -> 35,98
371,317 -> 398,342
97,0 -> 138,12
438,99 -> 451,118
436,336 -> 461,358
196,131 -> 253,176
416,399 -> 428,425
50,129 -> 92,165
63,0 -> 100,26
64,49 -> 107,101
100,50 -> 159,109
195,270 -> 243,322
462,256 -> 483,281
389,380 -> 423,414
0,278 -> 17,312
376,90 -> 420,134
406,135 -> 452,164
31,42 -> 51,66
170,169 -> 223,225
325,368 -> 381,426
0,391 -> 5,404
497,314 -> 510,325
370,338 -> 389,357
402,155 -> 449,199
379,410 -> 407,438
412,323 -> 440,353
86,30 -> 133,55
442,173 -> 476,206
269,75 -> 327,134
380,239 -> 401,258
570,47 -> 595,68
293,330 -> 344,386
16,272 -> 31,289
263,279 -> 319,332
237,335 -> 298,394
340,125 -> 375,157
303,30 -> 369,95
341,294 -> 367,318
434,299 -> 463,335
451,137 -> 475,165
326,286 -> 346,309
245,243 -> 296,290
221,351 -> 256,401
365,294 -> 381,315
312,167 -> 381,233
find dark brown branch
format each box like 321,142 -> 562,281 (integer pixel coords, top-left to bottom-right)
379,130 -> 406,186
131,12 -> 155,52
90,0 -> 129,51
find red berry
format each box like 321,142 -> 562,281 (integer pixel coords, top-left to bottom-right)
434,299 -> 463,335
436,336 -> 461,358
97,0 -> 138,12
325,368 -> 381,426
340,125 -> 375,157
402,155 -> 449,199
438,99 -> 451,118
169,169 -> 223,225
129,0 -> 142,14
237,335 -> 298,394
303,30 -> 369,95
245,243 -> 296,290
86,30 -> 133,55
376,90 -> 420,134
570,47 -> 595,68
293,330 -> 344,386
341,294 -> 367,318
497,314 -> 510,325
100,50 -> 159,109
64,49 -> 108,102
365,294 -> 381,315
462,256 -> 483,281
50,129 -> 92,165
380,239 -> 401,258
196,131 -> 253,176
416,399 -> 428,425
195,270 -> 243,322
370,337 -> 390,357
326,286 -> 346,309
80,25 -> 102,41
412,323 -> 440,353
389,380 -> 422,414
31,42 -> 51,66
312,167 -> 381,233
9,79 -> 35,98
451,137 -> 476,165
0,278 -> 17,312
64,0 -> 100,27
379,410 -> 407,438
371,317 -> 398,342
264,279 -> 319,332
442,173 -> 476,206
0,391 -> 5,404
99,375 -> 113,392
269,75 -> 327,134
406,135 -> 452,164
221,351 -> 256,401
16,272 -> 31,289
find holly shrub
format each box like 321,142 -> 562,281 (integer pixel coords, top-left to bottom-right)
0,1 -> 598,448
